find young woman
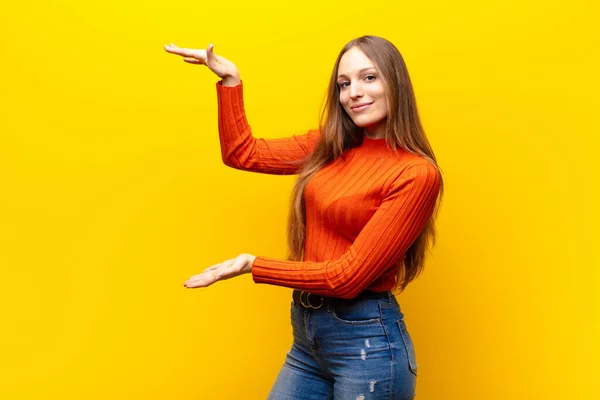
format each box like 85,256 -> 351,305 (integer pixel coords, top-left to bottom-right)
165,35 -> 443,400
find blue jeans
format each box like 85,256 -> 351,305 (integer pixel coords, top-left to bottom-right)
267,291 -> 418,400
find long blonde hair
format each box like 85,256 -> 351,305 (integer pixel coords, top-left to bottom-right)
286,35 -> 444,292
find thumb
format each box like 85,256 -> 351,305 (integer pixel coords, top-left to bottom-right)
206,43 -> 217,65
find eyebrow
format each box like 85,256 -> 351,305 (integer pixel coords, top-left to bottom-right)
337,67 -> 377,80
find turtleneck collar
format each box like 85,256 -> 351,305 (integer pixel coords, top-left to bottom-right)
360,135 -> 389,150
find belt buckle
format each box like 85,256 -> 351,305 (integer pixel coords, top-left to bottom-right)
299,291 -> 324,309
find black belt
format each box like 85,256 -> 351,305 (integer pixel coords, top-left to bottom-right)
292,289 -> 391,310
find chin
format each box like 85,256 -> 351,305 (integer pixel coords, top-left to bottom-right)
353,118 -> 385,129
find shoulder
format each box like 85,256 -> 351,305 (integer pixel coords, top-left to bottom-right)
307,128 -> 321,140
384,152 -> 441,194
406,157 -> 439,177
387,148 -> 439,177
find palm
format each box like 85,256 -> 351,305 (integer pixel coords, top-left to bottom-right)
184,254 -> 254,289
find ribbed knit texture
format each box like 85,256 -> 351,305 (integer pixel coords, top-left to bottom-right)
216,80 -> 440,299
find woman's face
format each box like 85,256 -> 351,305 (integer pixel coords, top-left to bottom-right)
337,47 -> 389,138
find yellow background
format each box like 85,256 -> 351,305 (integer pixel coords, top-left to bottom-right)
1,0 -> 598,399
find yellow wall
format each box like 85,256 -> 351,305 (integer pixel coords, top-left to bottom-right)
1,1 -> 598,399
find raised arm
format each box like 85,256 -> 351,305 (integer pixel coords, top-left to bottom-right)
164,43 -> 320,175
217,81 -> 320,174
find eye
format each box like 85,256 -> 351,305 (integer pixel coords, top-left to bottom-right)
365,75 -> 376,81
339,81 -> 350,88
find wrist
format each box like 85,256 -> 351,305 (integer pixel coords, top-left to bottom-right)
222,72 -> 241,87
243,254 -> 256,273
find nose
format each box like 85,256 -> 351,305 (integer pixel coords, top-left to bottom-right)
349,81 -> 363,99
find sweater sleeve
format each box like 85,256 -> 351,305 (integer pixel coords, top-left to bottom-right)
216,80 -> 320,175
250,162 -> 441,299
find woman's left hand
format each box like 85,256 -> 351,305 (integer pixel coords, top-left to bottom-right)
184,253 -> 256,288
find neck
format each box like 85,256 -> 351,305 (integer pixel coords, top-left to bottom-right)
363,120 -> 386,139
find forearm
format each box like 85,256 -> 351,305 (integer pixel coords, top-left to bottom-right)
215,81 -> 320,174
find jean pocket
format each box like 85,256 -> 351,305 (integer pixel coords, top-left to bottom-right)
331,300 -> 382,325
397,318 -> 418,376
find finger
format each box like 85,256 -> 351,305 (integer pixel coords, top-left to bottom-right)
186,258 -> 235,280
197,262 -> 225,275
185,271 -> 212,282
186,265 -> 220,281
165,45 -> 203,60
202,265 -> 220,273
183,58 -> 203,64
185,269 -> 218,285
184,273 -> 216,288
164,43 -> 182,53
186,261 -> 231,286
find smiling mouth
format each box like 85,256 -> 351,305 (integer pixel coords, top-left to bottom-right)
351,103 -> 372,112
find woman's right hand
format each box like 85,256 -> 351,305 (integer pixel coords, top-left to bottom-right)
164,43 -> 240,85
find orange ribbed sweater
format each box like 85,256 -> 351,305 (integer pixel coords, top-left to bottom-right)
216,80 -> 441,299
